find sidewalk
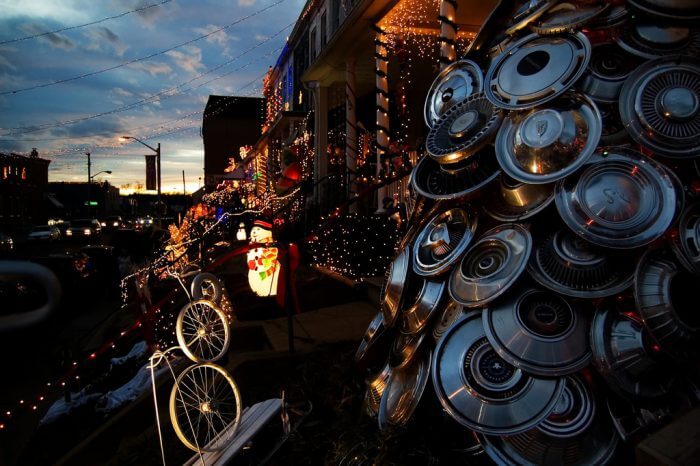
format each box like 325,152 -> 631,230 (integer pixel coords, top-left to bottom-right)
260,300 -> 377,352
52,265 -> 379,465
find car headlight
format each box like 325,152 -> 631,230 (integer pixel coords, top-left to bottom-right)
84,229 -> 91,235
66,230 -> 73,236
113,222 -> 119,227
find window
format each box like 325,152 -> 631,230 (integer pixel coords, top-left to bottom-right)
331,0 -> 341,31
310,27 -> 317,58
320,12 -> 328,48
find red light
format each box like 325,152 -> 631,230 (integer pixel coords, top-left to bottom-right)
652,344 -> 661,352
89,353 -> 97,359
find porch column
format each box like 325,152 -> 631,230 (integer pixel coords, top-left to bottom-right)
373,24 -> 389,213
438,0 -> 458,70
310,81 -> 329,210
345,57 -> 358,212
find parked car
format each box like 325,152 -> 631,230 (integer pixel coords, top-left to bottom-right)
101,216 -> 124,231
81,245 -> 119,294
65,219 -> 102,239
31,251 -> 97,301
53,221 -> 71,237
134,216 -> 154,230
0,233 -> 13,252
27,225 -> 61,242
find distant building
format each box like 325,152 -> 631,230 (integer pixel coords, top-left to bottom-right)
48,181 -> 120,218
0,150 -> 51,230
121,192 -> 191,218
202,96 -> 265,188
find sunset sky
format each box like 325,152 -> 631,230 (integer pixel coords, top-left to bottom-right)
0,0 -> 304,193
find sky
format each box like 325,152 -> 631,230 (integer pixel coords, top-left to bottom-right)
0,0 -> 305,193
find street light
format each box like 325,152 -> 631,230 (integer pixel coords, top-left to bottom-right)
90,170 -> 112,181
88,170 -> 112,218
121,136 -> 161,217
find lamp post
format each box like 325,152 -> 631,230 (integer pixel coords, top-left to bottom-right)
86,151 -> 91,217
89,170 -> 112,217
121,136 -> 161,218
90,170 -> 112,181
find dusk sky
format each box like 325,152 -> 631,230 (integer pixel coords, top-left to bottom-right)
0,0 -> 304,193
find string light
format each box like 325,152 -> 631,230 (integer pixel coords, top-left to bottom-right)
1,0 -> 461,430
308,212 -> 401,278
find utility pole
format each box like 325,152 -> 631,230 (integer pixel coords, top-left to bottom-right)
121,136 -> 161,221
86,151 -> 91,218
182,170 -> 186,195
156,142 -> 161,216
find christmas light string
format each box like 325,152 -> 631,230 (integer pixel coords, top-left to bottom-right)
0,155 -> 406,431
1,0 -> 467,425
0,186 -> 302,432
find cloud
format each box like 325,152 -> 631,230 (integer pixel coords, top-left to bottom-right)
112,87 -> 133,97
50,116 -> 126,138
134,0 -> 164,21
19,23 -> 74,50
0,139 -> 24,152
0,55 -> 16,71
133,0 -> 178,27
238,0 -> 257,6
166,46 -> 204,73
0,46 -> 17,71
193,24 -> 229,48
84,26 -> 128,57
128,60 -> 172,76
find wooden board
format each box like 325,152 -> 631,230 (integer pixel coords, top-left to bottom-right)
636,405 -> 700,466
183,398 -> 282,466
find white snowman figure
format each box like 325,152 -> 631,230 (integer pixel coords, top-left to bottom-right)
247,220 -> 280,297
236,222 -> 247,241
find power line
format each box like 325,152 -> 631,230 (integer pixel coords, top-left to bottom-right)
4,77 -> 265,154
0,22 -> 290,136
0,0 -> 287,96
0,0 -> 173,46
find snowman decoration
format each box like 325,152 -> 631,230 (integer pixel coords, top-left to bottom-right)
247,220 -> 280,297
236,222 -> 247,241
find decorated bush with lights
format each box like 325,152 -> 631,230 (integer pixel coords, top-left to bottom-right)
309,212 -> 402,279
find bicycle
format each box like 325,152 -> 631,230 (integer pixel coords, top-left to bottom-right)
149,277 -> 242,460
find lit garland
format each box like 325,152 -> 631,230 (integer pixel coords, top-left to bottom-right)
308,212 -> 401,278
378,0 -> 473,62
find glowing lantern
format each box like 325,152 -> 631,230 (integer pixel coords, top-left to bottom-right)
247,220 -> 280,297
236,222 -> 247,241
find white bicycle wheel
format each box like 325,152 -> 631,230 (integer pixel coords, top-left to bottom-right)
176,300 -> 230,363
191,272 -> 222,303
169,363 -> 242,452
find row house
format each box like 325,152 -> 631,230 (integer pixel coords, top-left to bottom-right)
0,150 -> 50,230
255,0 -> 498,219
